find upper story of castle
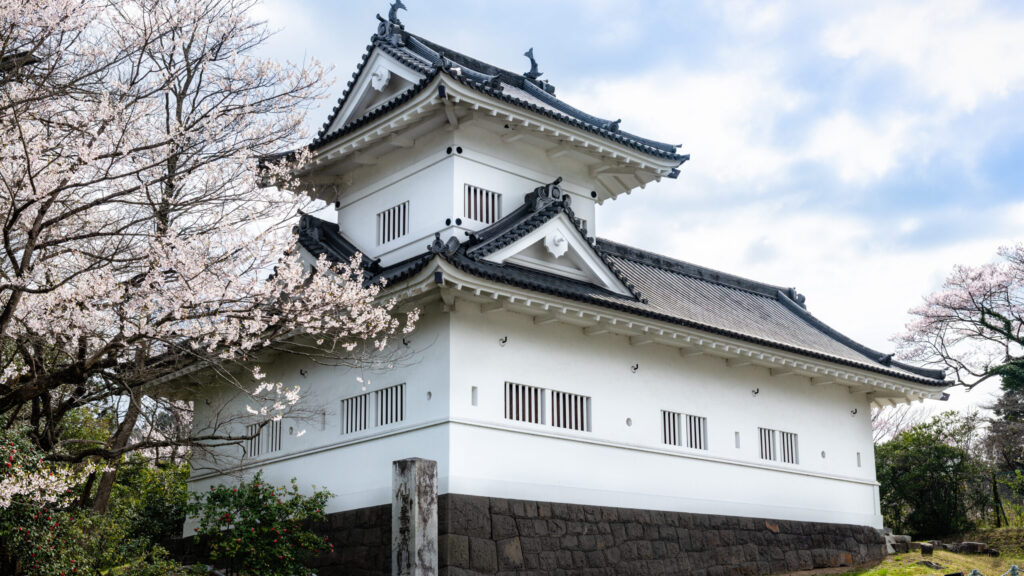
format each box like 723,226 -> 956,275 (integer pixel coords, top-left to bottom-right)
289,3 -> 689,267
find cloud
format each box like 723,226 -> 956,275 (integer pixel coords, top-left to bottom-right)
802,111 -> 920,184
705,0 -> 789,35
821,0 -> 1024,113
560,63 -> 806,192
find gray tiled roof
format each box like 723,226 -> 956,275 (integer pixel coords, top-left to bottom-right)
296,206 -> 946,387
311,22 -> 688,165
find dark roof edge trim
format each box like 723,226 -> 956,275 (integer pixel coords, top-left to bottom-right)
444,252 -> 946,387
775,293 -> 946,381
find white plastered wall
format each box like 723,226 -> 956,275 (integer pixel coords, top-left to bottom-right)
446,303 -> 883,528
187,298 -> 885,532
331,120 -> 599,267
185,303 -> 453,529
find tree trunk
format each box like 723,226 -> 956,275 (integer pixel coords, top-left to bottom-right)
77,470 -> 96,508
92,398 -> 141,514
991,471 -> 1008,528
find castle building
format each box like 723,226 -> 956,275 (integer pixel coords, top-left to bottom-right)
182,6 -> 948,574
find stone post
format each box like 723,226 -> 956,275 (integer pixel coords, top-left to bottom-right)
393,458 -> 438,576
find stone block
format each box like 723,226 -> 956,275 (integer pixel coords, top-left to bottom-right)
550,502 -> 569,519
521,536 -> 543,554
586,550 -> 606,568
489,498 -> 510,516
556,549 -> 573,569
958,541 -> 988,554
492,515 -> 518,540
496,537 -> 524,571
546,519 -> 566,538
440,534 -> 469,569
450,495 -> 491,536
537,502 -> 552,518
469,537 -> 497,573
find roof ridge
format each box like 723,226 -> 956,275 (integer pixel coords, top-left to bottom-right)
595,238 -> 799,303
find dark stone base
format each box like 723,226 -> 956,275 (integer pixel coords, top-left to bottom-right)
170,494 -> 885,576
436,494 -> 886,576
312,503 -> 392,576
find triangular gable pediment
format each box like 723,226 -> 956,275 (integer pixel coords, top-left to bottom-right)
481,213 -> 633,297
324,50 -> 426,136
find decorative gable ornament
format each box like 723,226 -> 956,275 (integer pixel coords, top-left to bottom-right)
544,230 -> 568,259
370,66 -> 390,92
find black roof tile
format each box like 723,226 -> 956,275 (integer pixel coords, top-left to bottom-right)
311,23 -> 689,164
296,201 -> 946,387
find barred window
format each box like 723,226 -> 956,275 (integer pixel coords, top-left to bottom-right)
340,383 -> 405,435
759,427 -> 798,464
375,383 -> 405,426
246,420 -> 282,458
663,411 -> 682,446
464,184 -> 501,224
505,382 -> 544,424
759,427 -> 776,461
662,410 -> 707,450
551,390 -> 590,432
377,201 -> 409,245
340,392 -> 370,435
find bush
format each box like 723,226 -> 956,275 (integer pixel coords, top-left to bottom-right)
876,412 -> 991,538
187,471 -> 334,576
0,426 -> 193,576
108,456 -> 190,543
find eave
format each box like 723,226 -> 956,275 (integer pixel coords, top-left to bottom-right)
297,76 -> 685,203
409,259 -> 948,405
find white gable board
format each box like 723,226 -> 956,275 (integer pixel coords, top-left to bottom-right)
324,50 -> 425,135
482,213 -> 632,296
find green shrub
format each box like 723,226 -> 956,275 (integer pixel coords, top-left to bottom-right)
876,412 -> 990,538
187,471 -> 334,576
0,426 -> 193,576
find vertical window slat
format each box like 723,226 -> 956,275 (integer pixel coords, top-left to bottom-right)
377,202 -> 410,245
663,411 -> 706,450
462,184 -> 501,224
341,384 -> 405,435
759,428 -> 796,463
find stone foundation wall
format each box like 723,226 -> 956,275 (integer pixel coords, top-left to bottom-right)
312,503 -> 392,576
436,494 -> 886,576
177,494 -> 885,576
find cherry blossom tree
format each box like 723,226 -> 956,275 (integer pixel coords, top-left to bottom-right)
0,0 -> 417,511
898,244 -> 1024,389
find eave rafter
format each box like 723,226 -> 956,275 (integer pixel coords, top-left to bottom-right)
394,262 -> 947,404
303,77 -> 680,202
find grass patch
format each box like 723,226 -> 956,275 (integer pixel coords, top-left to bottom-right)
841,549 -> 1024,576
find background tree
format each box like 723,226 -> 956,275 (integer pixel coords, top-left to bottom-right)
0,1 -> 419,572
899,245 -> 1024,527
0,0 -> 416,491
876,411 -> 993,538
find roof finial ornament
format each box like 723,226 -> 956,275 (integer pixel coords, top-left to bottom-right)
377,0 -> 407,46
388,0 -> 407,25
524,47 -> 542,80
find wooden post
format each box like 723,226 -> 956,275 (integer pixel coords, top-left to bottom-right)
393,458 -> 438,576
